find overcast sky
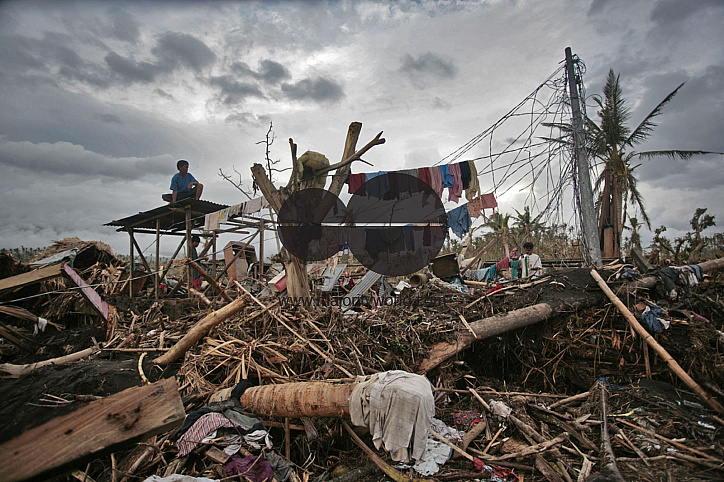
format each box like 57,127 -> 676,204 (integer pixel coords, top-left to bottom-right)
0,0 -> 722,260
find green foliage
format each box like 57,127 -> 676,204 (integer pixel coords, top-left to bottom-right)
0,246 -> 42,263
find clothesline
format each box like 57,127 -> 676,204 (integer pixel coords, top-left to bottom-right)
204,196 -> 271,231
347,159 -> 481,206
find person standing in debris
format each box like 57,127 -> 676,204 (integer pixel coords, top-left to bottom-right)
521,241 -> 542,279
164,159 -> 203,203
190,235 -> 203,290
509,248 -> 521,279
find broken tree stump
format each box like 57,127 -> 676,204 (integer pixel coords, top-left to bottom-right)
0,378 -> 184,482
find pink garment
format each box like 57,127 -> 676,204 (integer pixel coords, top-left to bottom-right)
480,193 -> 498,209
429,167 -> 444,198
467,197 -> 483,218
495,256 -> 510,272
448,162 -> 463,203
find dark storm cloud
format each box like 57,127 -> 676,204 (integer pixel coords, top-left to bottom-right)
0,32 -> 108,87
587,0 -> 612,15
105,51 -> 158,83
0,137 -> 169,181
93,113 -> 122,124
280,77 -> 344,102
230,59 -> 291,85
399,52 -> 457,79
152,32 -> 216,73
224,111 -> 271,126
650,0 -> 723,27
154,88 -> 174,100
258,60 -> 291,84
210,75 -> 265,105
107,8 -> 140,43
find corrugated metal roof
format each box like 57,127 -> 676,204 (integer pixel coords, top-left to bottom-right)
105,198 -> 229,232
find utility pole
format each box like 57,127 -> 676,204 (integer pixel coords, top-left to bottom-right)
565,47 -> 602,266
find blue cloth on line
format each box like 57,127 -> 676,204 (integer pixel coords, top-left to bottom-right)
439,165 -> 454,188
447,204 -> 471,239
365,172 -> 390,198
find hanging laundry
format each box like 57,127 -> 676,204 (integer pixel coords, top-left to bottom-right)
348,173 -> 367,195
365,171 -> 390,198
459,161 -> 471,190
381,227 -> 406,253
364,229 -> 384,258
495,256 -> 510,272
204,211 -> 221,230
447,204 -> 472,239
480,192 -> 498,209
439,165 -> 454,188
402,225 -> 416,251
466,160 -> 480,201
467,196 -> 483,218
448,162 -> 463,203
429,166 -> 444,198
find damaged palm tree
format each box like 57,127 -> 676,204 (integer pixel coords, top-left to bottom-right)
251,122 -> 385,298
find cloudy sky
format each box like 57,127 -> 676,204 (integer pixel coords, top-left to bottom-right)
0,0 -> 722,260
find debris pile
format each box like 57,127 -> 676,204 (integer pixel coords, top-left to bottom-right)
1,241 -> 724,481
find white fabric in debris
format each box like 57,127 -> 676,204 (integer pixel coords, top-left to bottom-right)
348,370 -> 435,462
413,438 -> 452,475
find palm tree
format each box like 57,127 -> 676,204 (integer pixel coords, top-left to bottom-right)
513,206 -> 543,245
627,216 -> 642,252
486,212 -> 512,258
587,70 -> 722,258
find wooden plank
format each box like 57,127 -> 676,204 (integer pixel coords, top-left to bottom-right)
63,264 -> 109,321
0,378 -> 185,482
0,263 -> 64,293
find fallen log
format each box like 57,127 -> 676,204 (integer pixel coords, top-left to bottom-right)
590,269 -> 724,414
153,294 -> 249,365
239,381 -> 355,418
0,378 -> 184,482
0,345 -> 100,378
420,258 -> 724,373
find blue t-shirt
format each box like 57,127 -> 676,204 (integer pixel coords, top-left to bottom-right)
170,172 -> 198,193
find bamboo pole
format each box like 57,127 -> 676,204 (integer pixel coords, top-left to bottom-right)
187,260 -> 233,302
153,294 -> 249,365
590,269 -> 724,414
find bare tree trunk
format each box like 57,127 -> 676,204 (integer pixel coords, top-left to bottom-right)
283,253 -> 310,299
612,177 -> 624,258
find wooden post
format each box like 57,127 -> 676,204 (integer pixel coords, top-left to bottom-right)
155,219 -> 160,300
128,228 -> 134,300
185,206 -> 192,299
187,260 -> 232,302
212,231 -> 217,280
259,219 -> 265,282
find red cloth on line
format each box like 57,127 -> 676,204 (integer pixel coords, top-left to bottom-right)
448,162 -> 463,203
348,173 -> 366,195
480,192 -> 498,209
